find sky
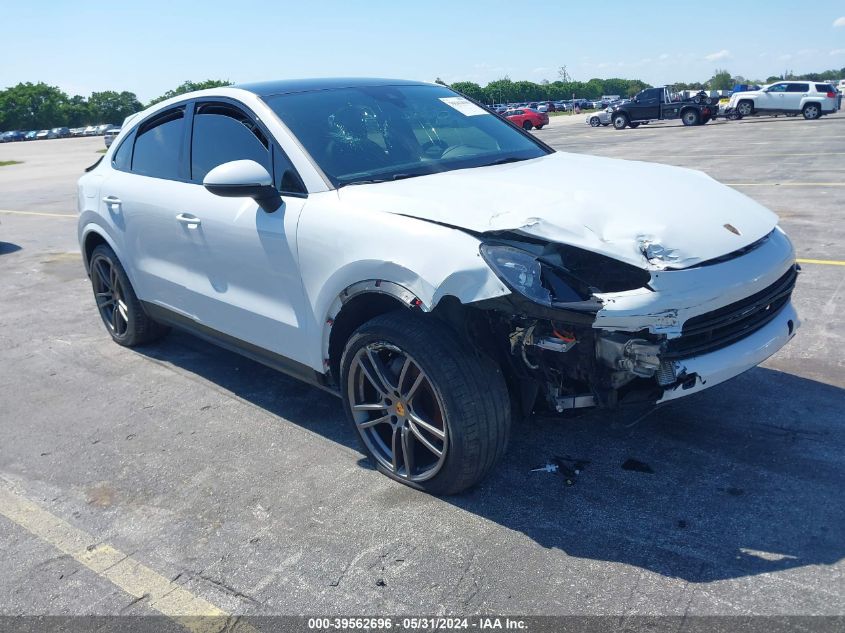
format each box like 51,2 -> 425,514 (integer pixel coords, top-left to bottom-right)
3,1 -> 845,102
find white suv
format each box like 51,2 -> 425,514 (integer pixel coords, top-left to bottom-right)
727,81 -> 840,119
78,78 -> 799,494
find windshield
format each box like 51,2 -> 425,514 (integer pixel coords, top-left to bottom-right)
263,84 -> 549,187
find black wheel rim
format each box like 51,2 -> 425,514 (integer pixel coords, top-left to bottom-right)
91,255 -> 129,337
348,343 -> 448,482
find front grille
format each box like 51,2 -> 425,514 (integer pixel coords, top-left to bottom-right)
664,265 -> 797,359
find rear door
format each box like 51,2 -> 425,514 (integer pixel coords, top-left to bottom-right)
101,105 -> 196,308
784,82 -> 809,112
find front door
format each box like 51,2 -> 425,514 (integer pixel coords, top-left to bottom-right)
172,100 -> 314,365
760,83 -> 788,111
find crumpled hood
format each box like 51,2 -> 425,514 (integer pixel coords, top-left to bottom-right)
337,152 -> 778,270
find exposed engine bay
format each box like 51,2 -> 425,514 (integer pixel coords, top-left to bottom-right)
456,231 -> 799,415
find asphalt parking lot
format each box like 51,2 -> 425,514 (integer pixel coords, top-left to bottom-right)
1,115 -> 843,626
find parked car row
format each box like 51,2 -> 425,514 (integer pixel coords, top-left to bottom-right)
0,123 -> 117,142
491,98 -> 620,115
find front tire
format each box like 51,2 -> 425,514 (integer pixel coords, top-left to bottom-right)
522,120 -> 533,131
737,100 -> 754,117
613,113 -> 628,129
88,244 -> 168,347
340,311 -> 511,495
802,103 -> 821,120
589,116 -> 601,127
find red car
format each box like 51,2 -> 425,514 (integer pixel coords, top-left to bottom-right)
503,107 -> 549,130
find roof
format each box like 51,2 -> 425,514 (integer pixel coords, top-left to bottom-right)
235,77 -> 431,97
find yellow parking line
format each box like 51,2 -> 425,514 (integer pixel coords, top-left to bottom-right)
0,484 -> 257,633
796,258 -> 845,267
0,209 -> 76,218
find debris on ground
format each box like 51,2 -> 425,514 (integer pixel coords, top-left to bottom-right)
622,458 -> 654,473
531,455 -> 590,485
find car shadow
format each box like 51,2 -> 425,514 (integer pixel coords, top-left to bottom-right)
137,330 -> 845,583
0,242 -> 22,255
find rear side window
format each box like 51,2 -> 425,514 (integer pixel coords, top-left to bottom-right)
190,103 -> 270,183
132,108 -> 185,180
816,84 -> 834,93
112,133 -> 133,171
786,83 -> 809,92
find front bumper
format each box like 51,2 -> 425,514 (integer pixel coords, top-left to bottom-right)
658,300 -> 798,403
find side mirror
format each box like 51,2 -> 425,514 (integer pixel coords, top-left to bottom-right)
203,160 -> 282,212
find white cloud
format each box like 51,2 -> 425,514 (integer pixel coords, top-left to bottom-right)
704,49 -> 731,62
833,16 -> 845,27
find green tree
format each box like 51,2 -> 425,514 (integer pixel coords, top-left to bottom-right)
708,69 -> 734,90
449,81 -> 488,103
485,78 -> 517,104
513,80 -> 542,101
88,90 -> 142,124
147,79 -> 233,106
0,82 -> 68,129
63,95 -> 91,127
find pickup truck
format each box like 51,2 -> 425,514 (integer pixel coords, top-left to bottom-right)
610,87 -> 716,129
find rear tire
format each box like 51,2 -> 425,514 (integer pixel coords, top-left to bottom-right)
682,109 -> 700,126
340,311 -> 511,495
802,103 -> 821,120
88,244 -> 168,347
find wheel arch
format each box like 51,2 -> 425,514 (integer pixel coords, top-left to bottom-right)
80,224 -> 121,275
324,280 -> 429,385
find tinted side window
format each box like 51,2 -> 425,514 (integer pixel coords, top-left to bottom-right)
786,83 -> 809,92
768,84 -> 788,92
815,84 -> 833,93
112,133 -> 133,171
190,103 -> 270,183
132,108 -> 185,179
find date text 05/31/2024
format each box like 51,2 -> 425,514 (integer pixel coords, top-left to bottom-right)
307,617 -> 528,630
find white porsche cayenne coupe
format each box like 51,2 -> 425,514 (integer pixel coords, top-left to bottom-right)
78,78 -> 799,494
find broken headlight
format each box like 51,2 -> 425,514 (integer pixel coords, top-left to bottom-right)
481,244 -> 552,305
481,240 -> 653,306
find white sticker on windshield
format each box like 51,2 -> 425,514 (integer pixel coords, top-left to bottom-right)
439,96 -> 487,116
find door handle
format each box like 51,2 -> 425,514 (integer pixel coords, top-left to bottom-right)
176,213 -> 202,228
102,195 -> 121,205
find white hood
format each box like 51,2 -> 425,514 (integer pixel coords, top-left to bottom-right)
337,152 -> 778,270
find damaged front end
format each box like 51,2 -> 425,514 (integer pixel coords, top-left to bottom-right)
467,229 -> 799,415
